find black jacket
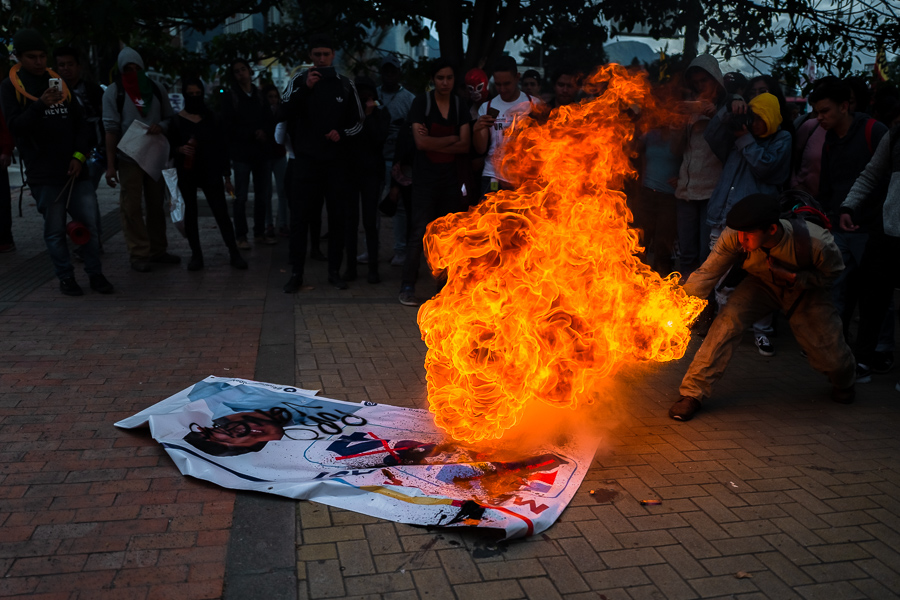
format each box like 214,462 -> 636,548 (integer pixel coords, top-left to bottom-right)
279,70 -> 364,161
222,83 -> 275,163
0,72 -> 90,186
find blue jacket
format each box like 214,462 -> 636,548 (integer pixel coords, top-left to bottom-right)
704,107 -> 791,229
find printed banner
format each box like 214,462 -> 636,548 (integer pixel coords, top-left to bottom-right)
116,377 -> 597,539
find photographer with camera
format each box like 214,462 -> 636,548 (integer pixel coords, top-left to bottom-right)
0,29 -> 113,296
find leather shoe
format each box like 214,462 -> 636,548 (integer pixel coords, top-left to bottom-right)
668,396 -> 701,421
150,252 -> 181,264
89,274 -> 114,294
60,277 -> 84,296
328,273 -> 348,290
283,273 -> 302,293
230,251 -> 248,270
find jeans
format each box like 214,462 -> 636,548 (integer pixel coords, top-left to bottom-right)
232,158 -> 272,239
288,157 -> 352,276
118,160 -> 168,262
680,276 -> 855,400
31,179 -> 103,279
346,168 -> 382,272
401,177 -> 462,288
830,229 -> 868,321
270,155 -> 289,230
675,198 -> 710,277
178,172 -> 238,257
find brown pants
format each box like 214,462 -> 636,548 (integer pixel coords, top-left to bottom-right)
119,161 -> 168,263
680,276 -> 856,400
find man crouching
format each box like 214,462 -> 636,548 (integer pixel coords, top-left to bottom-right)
669,193 -> 856,421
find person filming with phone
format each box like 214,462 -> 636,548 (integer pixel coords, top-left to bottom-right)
0,29 -> 113,296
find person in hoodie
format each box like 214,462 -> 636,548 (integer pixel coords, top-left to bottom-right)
278,34 -> 364,293
674,55 -> 727,278
703,93 -> 792,356
0,29 -> 113,295
812,79 -> 888,333
102,46 -> 178,273
223,59 -> 276,249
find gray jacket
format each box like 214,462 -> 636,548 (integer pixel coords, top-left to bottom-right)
841,127 -> 900,237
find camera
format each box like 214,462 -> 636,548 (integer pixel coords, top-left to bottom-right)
726,107 -> 755,132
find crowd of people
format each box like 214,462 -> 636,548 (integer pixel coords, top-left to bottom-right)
2,28 -> 900,419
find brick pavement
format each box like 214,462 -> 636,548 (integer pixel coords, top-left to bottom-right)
3,184 -> 900,599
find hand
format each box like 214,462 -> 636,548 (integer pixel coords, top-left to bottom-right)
306,70 -> 321,89
474,114 -> 495,133
667,176 -> 679,189
254,129 -> 267,142
105,166 -> 118,188
364,99 -> 376,116
767,256 -> 797,285
325,129 -> 340,142
389,185 -> 399,202
413,123 -> 428,137
700,101 -> 717,117
840,213 -> 859,232
179,145 -> 196,156
730,99 -> 748,115
147,124 -> 163,135
734,124 -> 750,138
40,87 -> 64,107
0,154 -> 11,168
225,178 -> 234,196
67,159 -> 83,178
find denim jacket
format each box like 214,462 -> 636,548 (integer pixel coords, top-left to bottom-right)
704,106 -> 791,229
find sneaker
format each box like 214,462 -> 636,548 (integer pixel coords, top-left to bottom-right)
755,334 -> 775,357
391,252 -> 406,267
328,273 -> 349,290
668,396 -> 701,421
856,363 -> 872,384
236,238 -> 252,250
88,274 -> 114,294
870,352 -> 894,374
150,252 -> 181,265
131,260 -> 151,273
283,273 -> 302,293
0,242 -> 15,253
60,277 -> 84,296
399,286 -> 420,306
832,384 -> 855,404
357,252 -> 369,264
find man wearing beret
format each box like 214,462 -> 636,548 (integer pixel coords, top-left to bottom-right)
0,29 -> 113,296
669,193 -> 856,421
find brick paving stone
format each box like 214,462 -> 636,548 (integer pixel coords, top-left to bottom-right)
453,580 -> 525,600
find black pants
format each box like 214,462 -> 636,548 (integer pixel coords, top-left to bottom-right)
178,172 -> 238,257
346,167 -> 383,272
0,166 -> 11,245
854,232 -> 900,365
401,178 -> 462,287
289,157 -> 351,277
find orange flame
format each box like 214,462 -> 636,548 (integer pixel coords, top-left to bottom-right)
418,65 -> 706,443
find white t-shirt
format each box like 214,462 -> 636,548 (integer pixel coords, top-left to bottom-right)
478,91 -> 538,181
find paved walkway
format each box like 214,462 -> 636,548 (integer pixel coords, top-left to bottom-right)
2,185 -> 900,600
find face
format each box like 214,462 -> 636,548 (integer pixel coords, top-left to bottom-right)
737,228 -> 769,252
688,70 -> 717,101
185,84 -> 203,98
750,114 -> 768,137
813,98 -> 849,131
521,77 -> 540,96
381,64 -> 400,86
433,67 -> 455,96
201,411 -> 285,448
554,74 -> 578,105
493,70 -> 521,102
266,90 -> 280,106
55,55 -> 81,83
309,47 -> 334,68
232,62 -> 252,85
122,62 -> 141,75
747,80 -> 769,100
19,50 -> 48,76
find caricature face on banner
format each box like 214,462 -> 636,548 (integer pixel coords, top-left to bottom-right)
116,377 -> 597,539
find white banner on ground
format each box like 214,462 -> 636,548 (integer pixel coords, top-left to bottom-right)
116,376 -> 597,539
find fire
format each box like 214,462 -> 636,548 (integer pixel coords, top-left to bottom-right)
418,65 -> 706,443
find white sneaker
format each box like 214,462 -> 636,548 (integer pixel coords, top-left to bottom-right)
755,334 -> 775,357
357,252 -> 369,264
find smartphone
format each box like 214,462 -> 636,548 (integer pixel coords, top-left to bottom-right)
48,78 -> 63,93
314,66 -> 337,79
486,107 -> 500,118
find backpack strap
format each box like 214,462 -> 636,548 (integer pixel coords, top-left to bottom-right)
792,217 -> 812,271
425,91 -> 431,119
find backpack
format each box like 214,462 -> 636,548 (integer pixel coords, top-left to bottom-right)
115,76 -> 164,116
778,189 -> 831,270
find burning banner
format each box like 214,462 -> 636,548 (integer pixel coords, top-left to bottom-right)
420,65 -> 706,443
116,377 -> 597,539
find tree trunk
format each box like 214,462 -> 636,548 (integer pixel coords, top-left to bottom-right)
434,1 -> 465,67
681,0 -> 702,62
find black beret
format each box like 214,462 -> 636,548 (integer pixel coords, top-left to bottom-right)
13,29 -> 47,54
726,193 -> 781,231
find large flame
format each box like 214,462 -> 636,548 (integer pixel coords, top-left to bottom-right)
418,66 -> 706,443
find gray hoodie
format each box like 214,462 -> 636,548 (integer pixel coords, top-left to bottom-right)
101,47 -> 173,149
842,127 -> 900,237
675,54 -> 726,201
